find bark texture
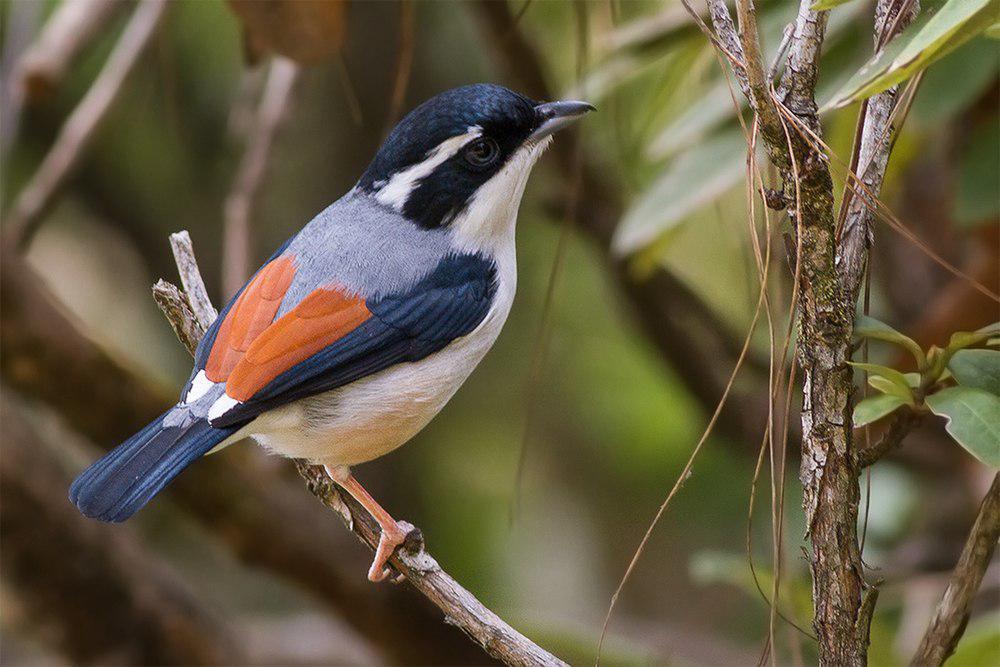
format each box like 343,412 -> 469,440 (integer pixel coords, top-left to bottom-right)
701,0 -> 917,662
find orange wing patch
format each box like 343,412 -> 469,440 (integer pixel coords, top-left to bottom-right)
225,286 -> 372,402
205,255 -> 297,383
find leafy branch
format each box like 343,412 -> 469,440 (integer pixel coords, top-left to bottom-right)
853,316 -> 1000,467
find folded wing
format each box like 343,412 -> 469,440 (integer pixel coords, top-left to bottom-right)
203,252 -> 498,428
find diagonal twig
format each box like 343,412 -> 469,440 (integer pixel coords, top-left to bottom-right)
912,474 -> 1000,666
3,0 -> 168,248
11,0 -> 123,104
221,57 -> 300,297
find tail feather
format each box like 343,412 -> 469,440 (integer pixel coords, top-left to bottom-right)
70,407 -> 236,522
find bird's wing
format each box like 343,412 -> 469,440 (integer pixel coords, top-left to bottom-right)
193,251 -> 498,428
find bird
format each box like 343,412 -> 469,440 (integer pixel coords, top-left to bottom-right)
70,83 -> 593,582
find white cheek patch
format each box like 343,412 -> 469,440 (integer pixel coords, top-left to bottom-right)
375,127 -> 482,210
208,393 -> 241,422
184,370 -> 216,404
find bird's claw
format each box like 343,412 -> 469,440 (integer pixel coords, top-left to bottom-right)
367,520 -> 418,583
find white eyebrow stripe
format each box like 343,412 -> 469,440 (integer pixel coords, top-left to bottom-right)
374,127 -> 483,210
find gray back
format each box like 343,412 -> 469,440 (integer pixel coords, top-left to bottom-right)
279,191 -> 453,315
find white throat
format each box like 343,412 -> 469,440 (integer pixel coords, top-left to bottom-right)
449,136 -> 551,258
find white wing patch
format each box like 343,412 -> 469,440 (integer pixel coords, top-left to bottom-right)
184,370 -> 216,404
374,127 -> 482,210
208,393 -> 241,421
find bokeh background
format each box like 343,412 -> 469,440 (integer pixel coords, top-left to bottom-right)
1,1 -> 997,665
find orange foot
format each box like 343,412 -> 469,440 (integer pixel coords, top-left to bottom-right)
368,519 -> 415,582
324,464 -> 415,583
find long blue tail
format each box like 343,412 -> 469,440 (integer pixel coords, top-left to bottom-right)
70,407 -> 237,522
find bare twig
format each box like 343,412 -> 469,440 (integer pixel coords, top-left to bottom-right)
169,231 -> 218,327
912,474 -> 1000,666
838,0 -> 919,299
10,0 -> 123,103
222,57 -> 300,297
767,23 -> 795,83
154,232 -> 568,667
703,0 -> 745,69
3,0 -> 168,247
297,465 -> 569,667
152,280 -> 204,355
856,408 -> 922,469
733,0 -> 784,142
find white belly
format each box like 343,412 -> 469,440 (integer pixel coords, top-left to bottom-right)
240,275 -> 514,467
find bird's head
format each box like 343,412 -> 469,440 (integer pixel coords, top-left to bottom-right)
358,83 -> 593,244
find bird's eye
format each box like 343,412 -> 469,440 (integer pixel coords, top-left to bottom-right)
463,138 -> 500,168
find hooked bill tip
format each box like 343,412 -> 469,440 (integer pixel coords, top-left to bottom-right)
530,100 -> 595,140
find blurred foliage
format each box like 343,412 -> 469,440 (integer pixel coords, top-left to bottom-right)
2,0 -> 998,664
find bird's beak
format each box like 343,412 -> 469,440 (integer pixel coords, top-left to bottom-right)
530,100 -> 595,141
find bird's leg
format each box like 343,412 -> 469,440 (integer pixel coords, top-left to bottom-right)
324,464 -> 410,582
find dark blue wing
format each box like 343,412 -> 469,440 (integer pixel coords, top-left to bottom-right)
209,252 -> 498,427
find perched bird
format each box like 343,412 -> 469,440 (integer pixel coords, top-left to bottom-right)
70,83 -> 593,581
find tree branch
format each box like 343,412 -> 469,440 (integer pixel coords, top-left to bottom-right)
912,474 -> 1000,666
10,0 -> 123,104
701,0 -> 920,661
155,232 -> 568,667
856,408 -> 922,469
838,0 -> 919,298
732,0 -> 784,142
222,57 -> 300,297
3,0 -> 168,247
703,0 -> 751,99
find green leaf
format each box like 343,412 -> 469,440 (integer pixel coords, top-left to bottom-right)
854,315 -> 926,367
947,322 -> 1000,353
949,349 -> 1000,394
613,129 -> 748,255
849,361 -> 916,403
925,387 -> 1000,467
978,322 -> 1000,335
913,38 -> 999,125
811,0 -> 857,9
826,0 -> 997,109
854,394 -> 908,427
904,372 -> 922,388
